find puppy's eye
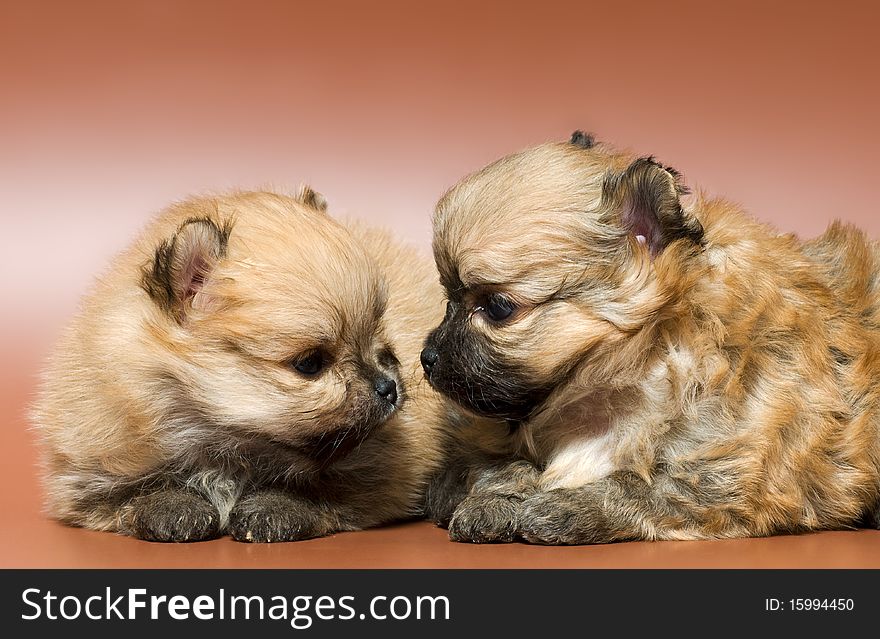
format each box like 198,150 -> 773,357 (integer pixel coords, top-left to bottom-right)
377,346 -> 399,369
484,293 -> 516,323
292,351 -> 324,376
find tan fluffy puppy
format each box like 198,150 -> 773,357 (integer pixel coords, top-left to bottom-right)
421,131 -> 880,544
34,188 -> 454,542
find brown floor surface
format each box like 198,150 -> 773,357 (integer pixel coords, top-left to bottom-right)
3,342 -> 879,569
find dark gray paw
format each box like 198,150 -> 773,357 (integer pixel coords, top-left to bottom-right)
472,460 -> 540,494
118,490 -> 220,542
228,491 -> 334,543
519,489 -> 616,545
448,494 -> 521,543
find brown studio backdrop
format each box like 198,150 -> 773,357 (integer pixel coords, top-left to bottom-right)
0,0 -> 878,567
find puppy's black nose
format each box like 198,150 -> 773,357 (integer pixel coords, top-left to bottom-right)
420,347 -> 439,374
374,377 -> 397,404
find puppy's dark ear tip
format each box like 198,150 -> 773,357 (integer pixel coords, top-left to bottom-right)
296,184 -> 328,212
570,130 -> 596,149
632,156 -> 689,195
607,156 -> 701,258
141,216 -> 231,319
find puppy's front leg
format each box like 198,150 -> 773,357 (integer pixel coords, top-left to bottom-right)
519,470 -> 698,545
423,454 -> 473,527
118,488 -> 221,542
448,460 -> 540,543
228,490 -> 338,543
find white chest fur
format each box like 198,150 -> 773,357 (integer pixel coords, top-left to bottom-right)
539,429 -> 617,489
524,343 -> 696,491
516,395 -> 618,490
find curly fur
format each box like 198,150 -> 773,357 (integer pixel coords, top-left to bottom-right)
424,134 -> 880,544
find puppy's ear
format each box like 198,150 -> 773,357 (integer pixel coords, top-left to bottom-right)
569,130 -> 596,149
296,184 -> 328,212
141,217 -> 232,319
603,157 -> 703,258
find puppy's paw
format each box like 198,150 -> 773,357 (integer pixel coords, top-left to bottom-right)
118,490 -> 220,542
228,491 -> 334,543
519,489 -> 614,545
448,494 -> 520,543
472,460 -> 540,494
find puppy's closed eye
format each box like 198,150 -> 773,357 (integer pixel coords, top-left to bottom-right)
377,346 -> 400,369
290,350 -> 327,377
478,293 -> 517,324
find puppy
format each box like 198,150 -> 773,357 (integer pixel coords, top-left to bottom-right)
34,188 -> 452,542
422,131 -> 880,544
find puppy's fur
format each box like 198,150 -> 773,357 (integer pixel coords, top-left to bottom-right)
34,188 -> 454,542
423,132 -> 880,544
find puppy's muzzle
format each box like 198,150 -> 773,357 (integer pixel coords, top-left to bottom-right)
420,347 -> 439,377
374,376 -> 398,405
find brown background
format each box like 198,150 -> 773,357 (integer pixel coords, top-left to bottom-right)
1,0 -> 879,567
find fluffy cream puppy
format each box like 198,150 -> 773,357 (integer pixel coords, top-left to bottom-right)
34,187 -> 454,542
